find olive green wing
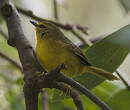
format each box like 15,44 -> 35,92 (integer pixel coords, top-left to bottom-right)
59,34 -> 91,66
69,44 -> 91,66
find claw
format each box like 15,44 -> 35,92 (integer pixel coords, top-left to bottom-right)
59,63 -> 67,70
59,84 -> 72,97
46,63 -> 67,83
55,63 -> 67,72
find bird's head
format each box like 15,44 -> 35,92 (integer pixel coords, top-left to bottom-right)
30,20 -> 62,41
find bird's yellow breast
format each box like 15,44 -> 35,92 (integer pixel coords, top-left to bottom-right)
35,36 -> 84,77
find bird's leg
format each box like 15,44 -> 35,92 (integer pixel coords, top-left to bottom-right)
54,64 -> 72,96
35,63 -> 67,81
59,84 -> 72,97
53,63 -> 67,73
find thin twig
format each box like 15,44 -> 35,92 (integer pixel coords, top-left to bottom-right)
53,82 -> 84,110
71,29 -> 88,46
16,7 -> 88,34
116,70 -> 130,90
53,0 -> 58,19
0,27 -> 22,72
0,27 -> 8,39
41,90 -> 49,110
71,29 -> 92,46
0,51 -> 22,71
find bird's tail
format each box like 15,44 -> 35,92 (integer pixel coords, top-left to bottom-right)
85,66 -> 119,80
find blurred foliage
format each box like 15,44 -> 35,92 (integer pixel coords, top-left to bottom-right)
0,36 -> 18,58
119,0 -> 130,12
5,89 -> 24,110
108,89 -> 130,110
0,0 -> 130,110
0,16 -> 3,23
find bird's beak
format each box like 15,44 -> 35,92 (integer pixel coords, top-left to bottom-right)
30,20 -> 38,27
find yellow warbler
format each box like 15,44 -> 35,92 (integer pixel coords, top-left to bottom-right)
31,20 -> 118,80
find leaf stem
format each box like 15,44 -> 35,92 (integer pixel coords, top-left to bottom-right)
116,70 -> 130,90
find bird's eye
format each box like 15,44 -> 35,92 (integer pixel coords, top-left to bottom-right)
38,24 -> 46,28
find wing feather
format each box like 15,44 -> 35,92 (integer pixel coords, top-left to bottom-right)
58,34 -> 91,66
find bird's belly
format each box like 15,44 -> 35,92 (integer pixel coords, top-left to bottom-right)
36,42 -> 83,77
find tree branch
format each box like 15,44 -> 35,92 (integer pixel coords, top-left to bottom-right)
57,73 -> 112,110
53,82 -> 84,110
23,84 -> 40,110
0,51 -> 22,71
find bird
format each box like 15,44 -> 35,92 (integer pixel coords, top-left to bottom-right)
30,20 -> 118,80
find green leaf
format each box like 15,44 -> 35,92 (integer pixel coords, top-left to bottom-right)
0,16 -> 4,23
80,82 -> 122,110
51,25 -> 130,101
92,81 -> 122,102
108,89 -> 130,110
86,25 -> 130,72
